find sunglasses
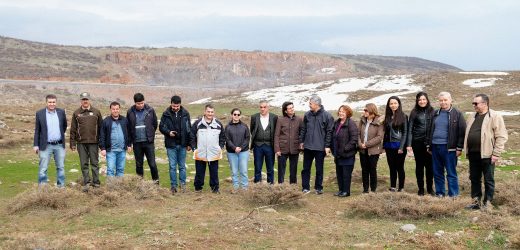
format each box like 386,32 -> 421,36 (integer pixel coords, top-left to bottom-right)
363,109 -> 369,112
233,113 -> 241,116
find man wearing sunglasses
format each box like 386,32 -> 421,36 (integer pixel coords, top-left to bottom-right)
464,94 -> 508,210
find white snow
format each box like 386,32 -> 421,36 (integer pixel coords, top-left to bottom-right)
507,91 -> 520,96
462,78 -> 501,88
459,71 -> 509,76
189,97 -> 212,104
497,111 -> 520,116
466,111 -> 520,116
318,67 -> 337,74
242,75 -> 421,111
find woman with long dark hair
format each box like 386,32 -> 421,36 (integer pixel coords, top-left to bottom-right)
358,103 -> 384,193
383,96 -> 408,192
331,105 -> 358,197
407,92 -> 435,195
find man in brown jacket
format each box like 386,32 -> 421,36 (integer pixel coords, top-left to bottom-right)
274,101 -> 303,184
464,94 -> 508,210
70,92 -> 103,191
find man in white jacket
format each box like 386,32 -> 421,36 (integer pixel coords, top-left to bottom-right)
464,94 -> 508,210
190,104 -> 226,193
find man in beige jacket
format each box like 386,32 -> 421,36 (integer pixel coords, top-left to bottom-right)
464,94 -> 508,210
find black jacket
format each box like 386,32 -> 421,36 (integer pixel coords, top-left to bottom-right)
299,106 -> 334,151
99,115 -> 131,152
332,118 -> 359,159
126,104 -> 158,143
250,112 -> 278,149
159,106 -> 191,148
225,120 -> 250,153
383,114 -> 408,151
427,106 -> 467,151
407,108 -> 434,146
33,108 -> 67,151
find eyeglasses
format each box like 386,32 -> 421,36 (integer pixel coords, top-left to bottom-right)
233,113 -> 241,116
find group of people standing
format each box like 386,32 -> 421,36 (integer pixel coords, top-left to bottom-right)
34,91 -> 507,209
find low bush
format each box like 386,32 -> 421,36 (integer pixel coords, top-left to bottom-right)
242,183 -> 304,206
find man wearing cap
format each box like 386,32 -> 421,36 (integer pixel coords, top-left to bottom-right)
70,92 -> 103,191
33,94 -> 68,187
127,93 -> 159,183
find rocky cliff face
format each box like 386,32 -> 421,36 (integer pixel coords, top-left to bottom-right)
0,36 -> 460,89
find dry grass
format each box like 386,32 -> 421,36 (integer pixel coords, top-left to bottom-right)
492,175 -> 520,216
6,186 -> 80,214
347,192 -> 470,220
242,183 -> 304,206
6,175 -> 170,215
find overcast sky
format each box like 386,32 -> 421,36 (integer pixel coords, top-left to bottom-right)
0,0 -> 518,70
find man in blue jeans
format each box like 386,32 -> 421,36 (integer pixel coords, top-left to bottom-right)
427,92 -> 466,197
250,100 -> 278,184
159,95 -> 192,194
33,94 -> 67,187
99,101 -> 132,178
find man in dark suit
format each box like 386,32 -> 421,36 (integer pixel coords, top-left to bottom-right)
250,100 -> 278,184
33,94 -> 68,187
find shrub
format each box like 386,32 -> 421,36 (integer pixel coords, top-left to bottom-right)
347,192 -> 469,220
242,183 -> 304,206
6,186 -> 78,214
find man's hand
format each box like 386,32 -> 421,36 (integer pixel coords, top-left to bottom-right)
186,146 -> 192,152
325,147 -> 331,156
491,155 -> 499,164
276,151 -> 282,157
169,131 -> 177,137
235,147 -> 242,153
127,146 -> 132,153
70,146 -> 76,152
101,150 -> 107,157
33,146 -> 39,154
456,150 -> 462,157
360,143 -> 367,149
398,149 -> 404,154
299,143 -> 304,150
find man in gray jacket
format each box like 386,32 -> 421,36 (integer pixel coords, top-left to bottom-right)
299,95 -> 334,194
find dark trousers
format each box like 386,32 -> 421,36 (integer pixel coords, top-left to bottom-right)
133,142 -> 159,182
194,160 -> 219,191
468,153 -> 495,203
301,149 -> 325,191
278,153 -> 299,184
412,141 -> 434,194
385,148 -> 406,189
253,144 -> 275,184
78,143 -> 100,185
360,151 -> 379,192
336,162 -> 354,194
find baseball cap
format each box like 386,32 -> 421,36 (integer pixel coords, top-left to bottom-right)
80,92 -> 90,100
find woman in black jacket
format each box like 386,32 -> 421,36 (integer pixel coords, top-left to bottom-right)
407,92 -> 435,195
225,108 -> 251,192
383,96 -> 408,192
331,105 -> 359,197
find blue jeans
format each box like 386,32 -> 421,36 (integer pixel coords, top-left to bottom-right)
432,144 -> 459,197
166,145 -> 187,188
38,144 -> 66,187
227,151 -> 249,189
253,144 -> 275,184
106,150 -> 126,177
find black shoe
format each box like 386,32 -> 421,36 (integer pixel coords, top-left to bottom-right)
212,189 -> 220,194
397,188 -> 403,192
171,187 -> 177,195
315,189 -> 323,195
362,190 -> 369,194
389,187 -> 396,192
338,192 -> 349,197
334,191 -> 342,196
465,198 -> 481,210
